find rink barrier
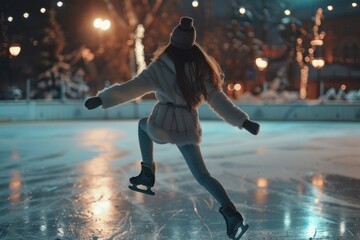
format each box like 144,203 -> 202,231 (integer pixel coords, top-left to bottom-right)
0,100 -> 360,122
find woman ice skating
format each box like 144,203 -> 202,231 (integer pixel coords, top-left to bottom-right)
85,16 -> 259,240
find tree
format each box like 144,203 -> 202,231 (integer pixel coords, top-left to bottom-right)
203,3 -> 263,96
31,9 -> 91,100
98,0 -> 181,84
34,9 -> 65,74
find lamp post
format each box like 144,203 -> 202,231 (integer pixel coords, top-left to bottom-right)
255,57 -> 269,92
9,44 -> 21,57
311,58 -> 325,98
93,18 -> 111,53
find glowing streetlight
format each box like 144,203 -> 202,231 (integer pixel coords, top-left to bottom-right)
101,20 -> 111,31
312,58 -> 325,97
8,16 -> 13,22
23,13 -> 29,19
192,0 -> 199,8
311,58 -> 325,69
255,58 -> 268,71
284,9 -> 291,16
239,7 -> 246,15
57,1 -> 63,7
327,5 -> 333,11
40,8 -> 46,13
93,18 -> 111,31
234,83 -> 242,91
93,18 -> 102,29
9,44 -> 21,57
93,18 -> 111,53
256,58 -> 269,92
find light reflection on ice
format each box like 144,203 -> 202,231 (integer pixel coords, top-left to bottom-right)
306,215 -> 318,238
256,178 -> 268,188
254,178 -> 268,206
340,220 -> 346,235
9,170 -> 22,203
80,155 -> 118,232
284,211 -> 291,229
77,129 -> 120,235
312,174 -> 325,188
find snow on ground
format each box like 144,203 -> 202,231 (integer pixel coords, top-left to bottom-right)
0,120 -> 359,239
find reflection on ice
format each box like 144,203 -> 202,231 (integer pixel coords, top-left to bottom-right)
306,215 -> 318,238
0,121 -> 359,239
283,211 -> 291,229
312,174 -> 325,188
79,154 -> 119,235
9,170 -> 22,203
340,220 -> 346,235
256,177 -> 268,188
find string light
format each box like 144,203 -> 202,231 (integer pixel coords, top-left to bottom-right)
296,36 -> 308,99
327,5 -> 333,11
57,1 -> 63,7
192,0 -> 199,8
7,16 -> 13,22
234,83 -> 242,91
352,2 -> 358,7
40,8 -> 46,13
255,58 -> 268,71
23,13 -> 29,19
135,24 -> 146,74
284,9 -> 291,15
299,66 -> 309,99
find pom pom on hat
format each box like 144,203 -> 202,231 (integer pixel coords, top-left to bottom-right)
180,17 -> 193,29
170,16 -> 196,49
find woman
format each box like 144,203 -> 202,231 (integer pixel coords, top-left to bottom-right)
85,16 -> 259,240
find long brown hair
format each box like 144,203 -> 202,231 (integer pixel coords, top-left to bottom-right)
153,43 -> 223,110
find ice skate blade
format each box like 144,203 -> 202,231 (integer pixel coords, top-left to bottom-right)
233,223 -> 249,240
128,184 -> 155,196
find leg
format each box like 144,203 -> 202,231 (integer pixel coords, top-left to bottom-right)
128,118 -> 156,195
177,144 -> 232,207
138,117 -> 154,166
178,144 -> 248,239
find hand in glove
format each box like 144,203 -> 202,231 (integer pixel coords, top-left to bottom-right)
243,119 -> 260,135
85,96 -> 102,110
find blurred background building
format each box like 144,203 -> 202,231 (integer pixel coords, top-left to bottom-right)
1,0 -> 359,101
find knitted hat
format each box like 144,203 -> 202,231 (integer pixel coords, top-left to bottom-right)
170,17 -> 196,49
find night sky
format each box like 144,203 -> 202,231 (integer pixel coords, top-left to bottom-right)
1,0 -> 359,49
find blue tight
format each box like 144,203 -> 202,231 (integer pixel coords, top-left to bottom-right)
138,118 -> 232,206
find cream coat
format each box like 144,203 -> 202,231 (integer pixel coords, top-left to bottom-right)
97,54 -> 249,146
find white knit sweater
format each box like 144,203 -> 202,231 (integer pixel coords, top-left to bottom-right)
97,54 -> 249,146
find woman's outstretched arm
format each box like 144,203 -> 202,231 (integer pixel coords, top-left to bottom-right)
89,62 -> 158,109
205,85 -> 260,135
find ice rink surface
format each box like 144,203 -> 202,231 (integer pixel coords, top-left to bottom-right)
0,120 -> 359,240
